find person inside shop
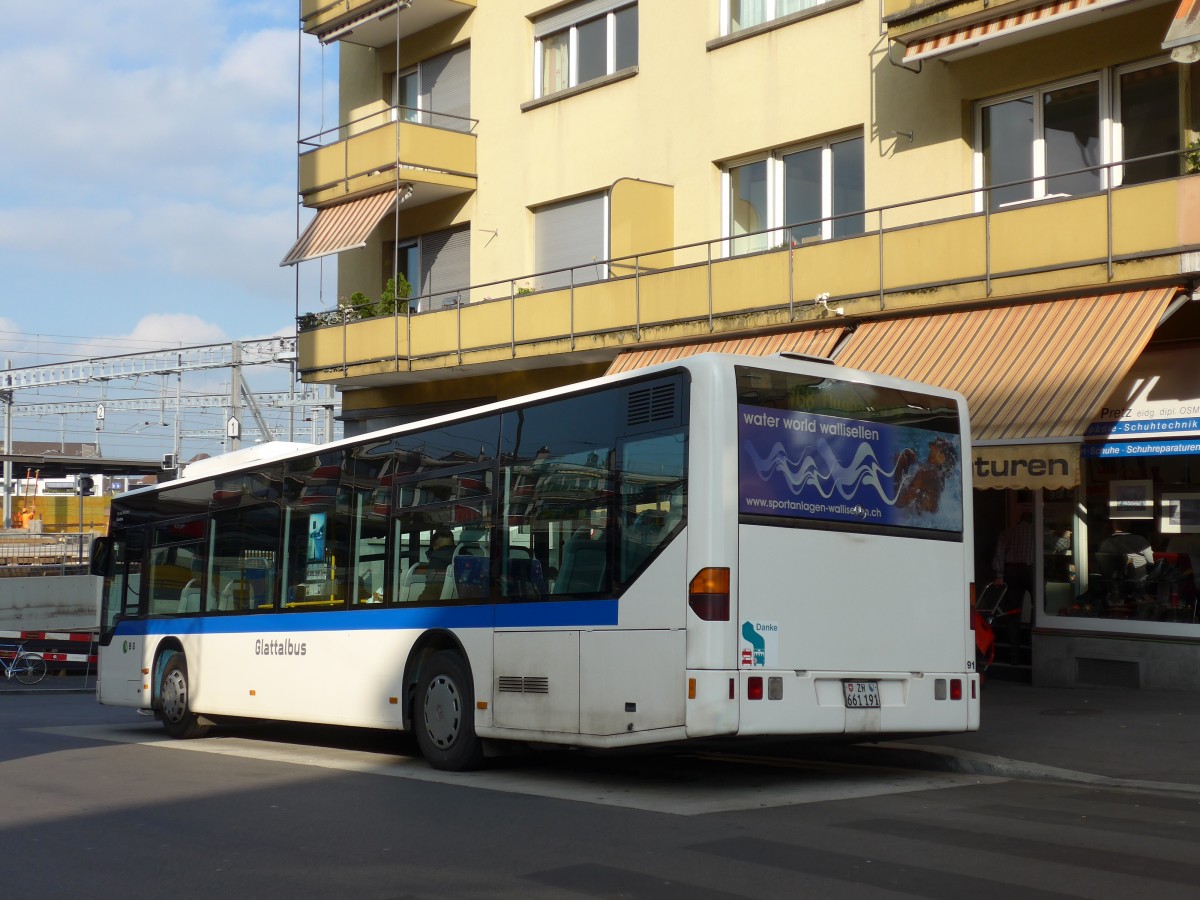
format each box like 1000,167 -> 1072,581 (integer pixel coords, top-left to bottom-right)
1099,520 -> 1154,571
991,511 -> 1034,663
1097,520 -> 1155,604
1043,521 -> 1074,583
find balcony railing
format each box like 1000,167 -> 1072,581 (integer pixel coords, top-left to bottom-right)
297,150 -> 1199,375
297,104 -> 478,202
299,104 -> 478,150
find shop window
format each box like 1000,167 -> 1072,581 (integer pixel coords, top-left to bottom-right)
1066,456 -> 1200,624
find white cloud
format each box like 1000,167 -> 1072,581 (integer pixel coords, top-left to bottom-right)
119,314 -> 230,348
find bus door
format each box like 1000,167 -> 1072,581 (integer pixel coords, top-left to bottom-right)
96,531 -> 148,706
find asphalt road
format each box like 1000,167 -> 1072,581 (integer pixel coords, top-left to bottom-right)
3,693 -> 1199,899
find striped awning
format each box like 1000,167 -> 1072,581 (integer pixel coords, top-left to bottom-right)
833,288 -> 1178,443
313,1 -> 401,44
902,0 -> 1134,63
280,191 -> 397,267
1163,0 -> 1200,61
605,327 -> 849,375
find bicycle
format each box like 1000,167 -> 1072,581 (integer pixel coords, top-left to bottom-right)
0,642 -> 47,685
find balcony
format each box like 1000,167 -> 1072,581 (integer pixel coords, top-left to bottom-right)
298,106 -> 476,208
297,161 -> 1199,387
301,0 -> 476,47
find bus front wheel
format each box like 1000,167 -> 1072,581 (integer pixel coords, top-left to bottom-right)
158,653 -> 210,740
415,651 -> 484,771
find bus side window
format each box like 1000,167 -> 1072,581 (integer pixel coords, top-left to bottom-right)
617,430 -> 687,583
351,489 -> 387,606
209,505 -> 280,613
500,393 -> 618,599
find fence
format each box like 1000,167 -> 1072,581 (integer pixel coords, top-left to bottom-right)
0,530 -> 96,574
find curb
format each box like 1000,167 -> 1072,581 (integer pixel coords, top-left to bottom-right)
873,740 -> 1200,796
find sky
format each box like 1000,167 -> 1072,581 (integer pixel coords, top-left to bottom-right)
0,2 -> 341,460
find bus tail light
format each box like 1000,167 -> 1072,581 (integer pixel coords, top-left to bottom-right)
689,567 -> 730,621
747,676 -> 763,700
950,679 -> 962,700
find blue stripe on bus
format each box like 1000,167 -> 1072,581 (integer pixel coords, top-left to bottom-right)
113,599 -> 619,637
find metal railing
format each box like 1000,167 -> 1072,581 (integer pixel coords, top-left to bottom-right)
299,104 -> 478,151
297,149 -> 1198,370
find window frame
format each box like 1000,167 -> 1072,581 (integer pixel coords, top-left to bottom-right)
721,0 -> 836,36
970,59 -> 1191,211
1111,56 -> 1185,188
532,1 -> 638,101
973,72 -> 1108,212
721,132 -> 865,257
391,66 -> 421,124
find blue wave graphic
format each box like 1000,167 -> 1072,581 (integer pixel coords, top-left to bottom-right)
744,437 -> 906,506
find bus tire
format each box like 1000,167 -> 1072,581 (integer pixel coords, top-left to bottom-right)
158,653 -> 210,740
415,650 -> 484,771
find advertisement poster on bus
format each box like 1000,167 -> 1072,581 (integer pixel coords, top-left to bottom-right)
738,404 -> 962,532
306,512 -> 327,581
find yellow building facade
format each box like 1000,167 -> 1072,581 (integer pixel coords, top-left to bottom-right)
289,0 -> 1200,689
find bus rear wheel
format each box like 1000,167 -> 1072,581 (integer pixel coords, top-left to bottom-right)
415,651 -> 484,771
158,653 -> 210,739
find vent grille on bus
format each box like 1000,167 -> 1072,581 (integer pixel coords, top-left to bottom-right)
627,383 -> 676,426
497,676 -> 550,694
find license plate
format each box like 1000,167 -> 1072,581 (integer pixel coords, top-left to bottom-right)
843,681 -> 880,708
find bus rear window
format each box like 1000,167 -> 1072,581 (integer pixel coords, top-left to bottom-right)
736,366 -> 963,534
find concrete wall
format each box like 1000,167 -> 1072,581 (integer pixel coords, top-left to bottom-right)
1034,633 -> 1200,691
0,576 -> 100,633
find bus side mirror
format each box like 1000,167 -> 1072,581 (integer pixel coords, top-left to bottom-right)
90,536 -> 111,577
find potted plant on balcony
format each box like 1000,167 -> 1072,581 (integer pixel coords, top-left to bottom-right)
344,275 -> 413,320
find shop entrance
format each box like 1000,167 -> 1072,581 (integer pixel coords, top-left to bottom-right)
973,487 -> 1077,676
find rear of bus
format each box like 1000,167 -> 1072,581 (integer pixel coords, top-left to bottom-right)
687,356 -> 979,740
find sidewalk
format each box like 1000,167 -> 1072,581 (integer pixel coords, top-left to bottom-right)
4,675 -> 1198,791
868,677 -> 1200,792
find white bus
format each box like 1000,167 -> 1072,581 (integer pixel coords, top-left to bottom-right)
92,353 -> 978,770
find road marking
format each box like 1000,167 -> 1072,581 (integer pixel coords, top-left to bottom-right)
38,723 -> 1004,816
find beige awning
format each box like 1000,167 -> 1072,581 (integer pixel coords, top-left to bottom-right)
280,191 -> 397,267
605,327 -> 849,375
1163,0 -> 1200,62
834,287 -> 1178,443
902,0 -> 1135,63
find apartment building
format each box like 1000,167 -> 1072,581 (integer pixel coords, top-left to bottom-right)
287,0 -> 1200,688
